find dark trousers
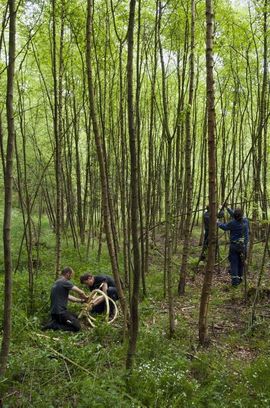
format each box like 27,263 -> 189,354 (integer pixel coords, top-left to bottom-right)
228,244 -> 245,286
50,311 -> 81,332
203,229 -> 209,249
201,230 -> 219,260
92,287 -> 118,314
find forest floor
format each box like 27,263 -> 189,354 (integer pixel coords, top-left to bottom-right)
0,211 -> 270,407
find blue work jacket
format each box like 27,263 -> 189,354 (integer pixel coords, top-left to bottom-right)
217,208 -> 249,246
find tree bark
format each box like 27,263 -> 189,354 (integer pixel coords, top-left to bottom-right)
126,0 -> 141,370
86,0 -> 127,319
0,0 -> 16,377
51,0 -> 63,277
178,0 -> 195,295
199,0 -> 217,345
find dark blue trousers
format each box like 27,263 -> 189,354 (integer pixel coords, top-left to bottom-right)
228,244 -> 244,286
203,229 -> 209,249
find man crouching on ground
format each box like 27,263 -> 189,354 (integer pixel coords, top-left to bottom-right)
80,273 -> 119,316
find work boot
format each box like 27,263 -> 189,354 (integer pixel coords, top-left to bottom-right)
41,320 -> 58,331
231,276 -> 240,286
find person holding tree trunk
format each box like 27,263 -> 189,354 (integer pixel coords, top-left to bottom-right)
217,206 -> 249,286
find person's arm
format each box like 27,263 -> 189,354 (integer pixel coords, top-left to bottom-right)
92,294 -> 106,306
226,207 -> 234,217
99,281 -> 108,293
71,285 -> 88,300
217,221 -> 231,231
68,295 -> 85,304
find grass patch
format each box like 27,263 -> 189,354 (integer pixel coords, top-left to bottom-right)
0,218 -> 270,406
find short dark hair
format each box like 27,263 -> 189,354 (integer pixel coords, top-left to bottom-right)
234,208 -> 243,221
61,267 -> 74,276
80,273 -> 93,284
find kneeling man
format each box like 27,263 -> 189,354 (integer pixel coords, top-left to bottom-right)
43,266 -> 88,332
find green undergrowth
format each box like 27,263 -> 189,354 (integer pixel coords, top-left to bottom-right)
0,217 -> 270,406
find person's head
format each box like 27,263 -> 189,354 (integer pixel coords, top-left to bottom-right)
234,208 -> 243,221
80,273 -> 94,287
206,205 -> 209,211
61,266 -> 74,280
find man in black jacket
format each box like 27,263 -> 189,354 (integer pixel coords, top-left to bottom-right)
80,273 -> 118,315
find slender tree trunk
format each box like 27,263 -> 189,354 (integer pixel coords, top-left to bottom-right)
145,1 -> 158,278
199,0 -> 217,345
51,0 -> 63,277
251,224 -> 270,324
0,114 -> 5,177
71,75 -> 85,245
178,0 -> 195,295
135,0 -> 146,297
165,139 -> 174,336
17,83 -> 34,313
0,0 -> 16,377
158,0 -> 175,336
175,23 -> 189,245
86,0 -> 127,318
260,0 -> 268,226
126,0 -> 141,370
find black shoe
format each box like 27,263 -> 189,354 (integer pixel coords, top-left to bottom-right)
41,320 -> 58,331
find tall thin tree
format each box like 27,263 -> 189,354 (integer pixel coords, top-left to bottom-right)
126,0 -> 141,370
178,0 -> 195,295
0,0 -> 16,377
86,0 -> 127,317
198,0 -> 217,345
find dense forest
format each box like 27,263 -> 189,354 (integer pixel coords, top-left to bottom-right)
0,0 -> 270,406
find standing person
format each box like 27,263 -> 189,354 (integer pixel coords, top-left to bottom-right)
198,206 -> 210,261
80,273 -> 119,315
43,267 -> 88,332
203,205 -> 210,251
217,206 -> 249,286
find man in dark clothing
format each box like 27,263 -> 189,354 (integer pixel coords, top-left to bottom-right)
217,206 -> 249,286
200,206 -> 224,261
203,206 -> 210,250
43,267 -> 88,332
80,273 -> 118,315
198,206 -> 210,261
